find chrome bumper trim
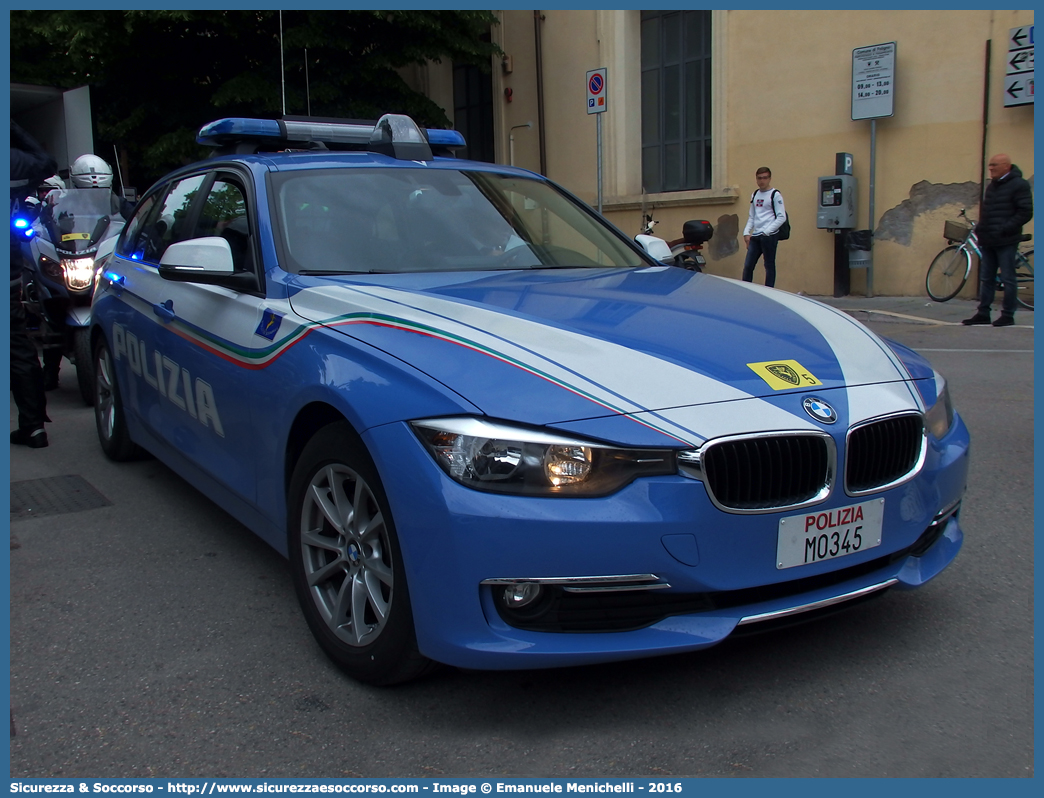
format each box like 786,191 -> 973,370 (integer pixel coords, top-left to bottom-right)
932,497 -> 962,526
737,578 -> 898,626
480,573 -> 671,593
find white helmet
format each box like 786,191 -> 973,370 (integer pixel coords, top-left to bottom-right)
70,154 -> 113,188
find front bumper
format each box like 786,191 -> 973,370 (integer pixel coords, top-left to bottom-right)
364,413 -> 969,670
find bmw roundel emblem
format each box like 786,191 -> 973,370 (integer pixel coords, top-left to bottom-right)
802,396 -> 837,424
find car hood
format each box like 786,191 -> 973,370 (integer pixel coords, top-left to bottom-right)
286,267 -> 931,447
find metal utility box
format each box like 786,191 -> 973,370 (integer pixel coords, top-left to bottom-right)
817,175 -> 858,229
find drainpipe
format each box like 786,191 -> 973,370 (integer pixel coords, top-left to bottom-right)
975,38 -> 992,293
534,11 -> 547,176
980,39 -> 992,205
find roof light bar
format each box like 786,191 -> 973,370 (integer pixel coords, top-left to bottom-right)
196,115 -> 467,159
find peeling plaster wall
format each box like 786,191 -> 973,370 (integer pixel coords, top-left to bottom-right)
870,173 -> 1035,298
876,181 -> 983,246
711,215 -> 741,261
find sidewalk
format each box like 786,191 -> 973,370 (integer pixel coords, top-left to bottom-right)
807,294 -> 1034,327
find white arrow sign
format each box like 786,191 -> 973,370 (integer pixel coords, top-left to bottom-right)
1005,25 -> 1034,106
1007,49 -> 1033,75
1010,25 -> 1033,51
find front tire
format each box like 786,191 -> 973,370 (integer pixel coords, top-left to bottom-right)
288,422 -> 435,686
926,245 -> 971,302
74,327 -> 95,406
93,337 -> 140,461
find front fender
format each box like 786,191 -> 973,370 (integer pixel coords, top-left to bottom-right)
251,325 -> 484,544
66,305 -> 92,327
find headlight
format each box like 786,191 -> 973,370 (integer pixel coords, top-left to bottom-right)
924,371 -> 955,440
40,255 -> 63,280
412,417 -> 676,496
62,257 -> 95,292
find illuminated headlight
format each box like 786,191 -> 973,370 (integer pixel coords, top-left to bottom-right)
62,257 -> 95,291
924,371 -> 955,440
412,417 -> 676,496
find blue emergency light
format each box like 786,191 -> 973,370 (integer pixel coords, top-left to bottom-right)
12,217 -> 35,239
197,114 -> 466,161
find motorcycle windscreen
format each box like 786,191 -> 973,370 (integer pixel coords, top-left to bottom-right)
41,189 -> 116,255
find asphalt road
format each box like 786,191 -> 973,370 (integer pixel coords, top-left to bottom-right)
7,298 -> 1034,778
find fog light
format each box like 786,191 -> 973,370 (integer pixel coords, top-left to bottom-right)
503,582 -> 542,608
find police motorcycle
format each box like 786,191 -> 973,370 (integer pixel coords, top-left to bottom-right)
635,214 -> 714,272
22,157 -> 126,405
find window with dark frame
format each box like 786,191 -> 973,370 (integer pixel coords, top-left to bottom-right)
641,10 -> 712,194
453,31 -> 495,164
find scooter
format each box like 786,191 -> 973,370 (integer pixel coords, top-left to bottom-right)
22,188 -> 124,406
636,214 -> 714,271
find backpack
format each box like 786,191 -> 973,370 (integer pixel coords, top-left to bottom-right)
751,188 -> 790,240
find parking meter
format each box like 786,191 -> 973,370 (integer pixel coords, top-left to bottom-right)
817,175 -> 858,231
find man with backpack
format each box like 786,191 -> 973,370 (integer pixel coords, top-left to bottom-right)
742,166 -> 788,288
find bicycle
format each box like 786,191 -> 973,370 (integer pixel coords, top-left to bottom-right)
926,208 -> 1033,309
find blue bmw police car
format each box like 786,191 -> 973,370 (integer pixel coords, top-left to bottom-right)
91,115 -> 969,684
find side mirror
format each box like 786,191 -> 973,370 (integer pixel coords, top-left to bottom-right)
634,234 -> 673,263
159,237 -> 235,277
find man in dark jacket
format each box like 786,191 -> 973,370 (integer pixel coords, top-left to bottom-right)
10,120 -> 57,447
962,153 -> 1034,327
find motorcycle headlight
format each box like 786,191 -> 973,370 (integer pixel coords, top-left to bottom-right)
924,371 -> 955,440
62,257 -> 95,292
412,417 -> 676,496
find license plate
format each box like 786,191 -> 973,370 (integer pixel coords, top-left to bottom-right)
776,498 -> 884,570
693,254 -> 706,265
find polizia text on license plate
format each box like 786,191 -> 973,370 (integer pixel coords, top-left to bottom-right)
776,498 -> 884,570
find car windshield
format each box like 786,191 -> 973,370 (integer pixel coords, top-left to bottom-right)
272,168 -> 646,274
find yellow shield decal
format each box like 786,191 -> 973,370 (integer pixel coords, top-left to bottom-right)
61,232 -> 92,242
747,359 -> 823,391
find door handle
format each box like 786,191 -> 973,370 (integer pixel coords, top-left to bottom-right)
153,299 -> 175,322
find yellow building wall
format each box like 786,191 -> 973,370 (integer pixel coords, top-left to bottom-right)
720,9 -> 1034,297
420,9 -> 1034,297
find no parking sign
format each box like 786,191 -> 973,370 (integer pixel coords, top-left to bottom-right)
586,68 -> 607,114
